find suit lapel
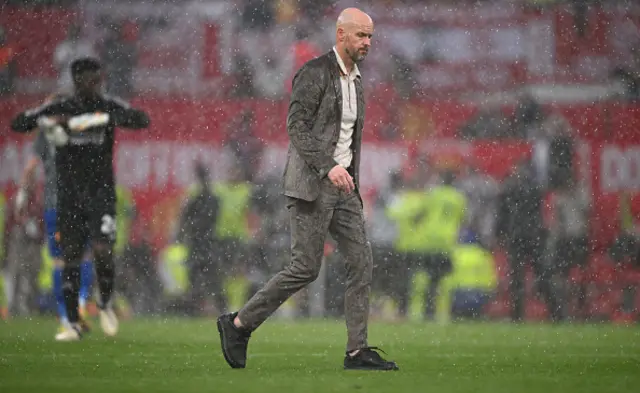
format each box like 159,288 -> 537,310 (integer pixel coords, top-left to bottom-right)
354,77 -> 365,141
329,51 -> 343,140
333,75 -> 342,120
330,55 -> 342,120
328,50 -> 365,143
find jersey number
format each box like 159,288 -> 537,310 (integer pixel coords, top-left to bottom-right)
101,215 -> 116,239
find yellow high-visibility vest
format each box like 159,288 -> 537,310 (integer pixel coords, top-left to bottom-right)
159,243 -> 189,296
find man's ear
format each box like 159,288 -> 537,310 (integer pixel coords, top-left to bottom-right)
337,27 -> 345,42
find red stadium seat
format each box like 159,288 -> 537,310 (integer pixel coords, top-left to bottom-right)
586,253 -> 618,286
568,266 -> 585,284
619,264 -> 640,286
589,290 -> 621,319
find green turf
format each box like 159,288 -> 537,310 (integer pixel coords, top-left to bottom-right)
0,318 -> 638,393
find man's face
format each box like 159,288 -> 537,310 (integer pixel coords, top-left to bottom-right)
74,70 -> 102,96
341,23 -> 373,64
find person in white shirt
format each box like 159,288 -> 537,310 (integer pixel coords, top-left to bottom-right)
217,7 -> 398,372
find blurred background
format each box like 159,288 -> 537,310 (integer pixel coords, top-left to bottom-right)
0,0 -> 639,325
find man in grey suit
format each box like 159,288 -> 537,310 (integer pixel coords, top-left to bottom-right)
217,7 -> 398,371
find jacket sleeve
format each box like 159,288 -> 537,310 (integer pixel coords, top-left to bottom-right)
11,102 -> 60,133
286,64 -> 338,178
109,97 -> 150,129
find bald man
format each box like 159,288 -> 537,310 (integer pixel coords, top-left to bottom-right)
217,8 -> 398,371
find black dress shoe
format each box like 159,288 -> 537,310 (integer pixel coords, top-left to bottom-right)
344,347 -> 399,371
217,312 -> 251,369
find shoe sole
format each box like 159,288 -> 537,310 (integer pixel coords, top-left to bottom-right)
344,366 -> 399,371
217,318 -> 244,369
55,327 -> 82,342
100,311 -> 119,337
55,336 -> 81,342
101,320 -> 118,337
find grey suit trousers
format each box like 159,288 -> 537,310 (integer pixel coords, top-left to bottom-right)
238,178 -> 373,351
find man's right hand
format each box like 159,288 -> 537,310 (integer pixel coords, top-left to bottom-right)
328,165 -> 355,193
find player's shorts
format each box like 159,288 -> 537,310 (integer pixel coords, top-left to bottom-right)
58,192 -> 115,264
44,208 -> 62,259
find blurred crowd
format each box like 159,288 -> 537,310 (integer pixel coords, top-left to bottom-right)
1,0 -> 639,101
2,104 -> 639,323
1,0 -> 639,323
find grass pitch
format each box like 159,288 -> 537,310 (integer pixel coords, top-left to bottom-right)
0,317 -> 638,393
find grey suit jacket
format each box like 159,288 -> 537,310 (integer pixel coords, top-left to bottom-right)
283,50 -> 365,201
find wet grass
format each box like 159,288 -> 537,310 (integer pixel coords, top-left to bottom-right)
0,317 -> 638,393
